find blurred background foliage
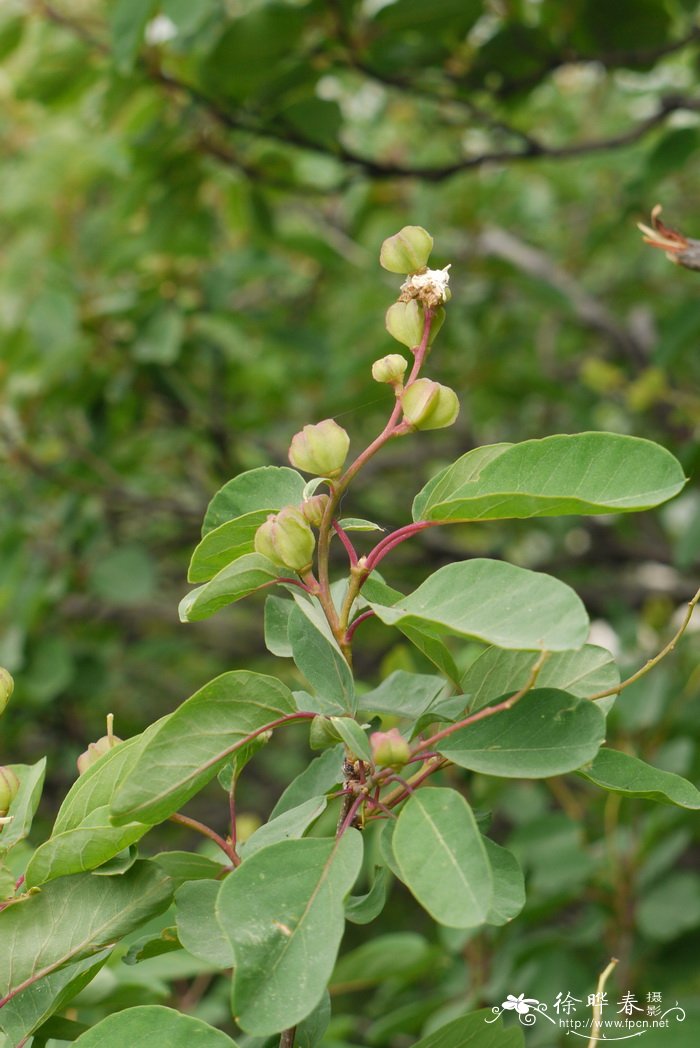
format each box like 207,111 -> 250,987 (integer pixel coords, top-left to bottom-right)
2,0 -> 700,1043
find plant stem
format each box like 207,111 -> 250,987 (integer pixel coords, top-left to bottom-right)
365,520 -> 440,573
169,812 -> 240,866
586,958 -> 618,1048
333,519 -> 358,565
346,609 -> 376,642
315,309 -> 435,651
589,583 -> 700,700
279,1026 -> 297,1048
416,650 -> 547,752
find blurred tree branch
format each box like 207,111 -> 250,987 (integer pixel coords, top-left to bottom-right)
34,1 -> 700,186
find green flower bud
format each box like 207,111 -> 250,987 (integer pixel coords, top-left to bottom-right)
401,378 -> 460,431
77,732 -> 123,776
370,729 -> 411,769
309,716 -> 344,751
380,226 -> 433,274
0,767 -> 20,816
288,419 -> 350,478
372,353 -> 408,386
0,668 -> 14,716
301,494 -> 330,528
254,505 -> 315,573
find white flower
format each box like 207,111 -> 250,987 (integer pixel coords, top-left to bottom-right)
400,265 -> 451,303
502,993 -> 539,1015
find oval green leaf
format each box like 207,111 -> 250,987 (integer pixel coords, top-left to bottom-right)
0,862 -> 173,1008
578,748 -> 700,809
439,689 -> 606,777
217,830 -> 363,1035
413,433 -> 686,523
461,644 -> 619,711
73,1006 -> 238,1046
202,465 -> 305,535
392,788 -> 493,928
110,671 -> 297,825
367,560 -> 589,652
179,553 -> 280,623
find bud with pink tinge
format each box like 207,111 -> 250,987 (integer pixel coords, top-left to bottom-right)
77,732 -> 123,776
380,226 -> 433,274
0,766 -> 20,815
254,505 -> 315,573
401,378 -> 459,431
288,419 -> 350,478
370,728 -> 411,769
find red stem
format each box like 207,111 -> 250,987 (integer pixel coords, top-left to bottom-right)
345,609 -> 376,642
417,695 -> 519,752
333,520 -> 358,566
169,812 -> 240,866
365,520 -> 440,573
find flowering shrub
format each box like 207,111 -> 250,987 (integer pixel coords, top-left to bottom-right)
0,228 -> 697,1048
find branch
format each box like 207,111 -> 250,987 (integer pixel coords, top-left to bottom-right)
34,5 -> 700,185
475,226 -> 647,364
590,584 -> 700,700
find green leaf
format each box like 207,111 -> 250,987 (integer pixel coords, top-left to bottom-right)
151,851 -> 225,885
331,932 -> 432,992
462,645 -> 619,711
288,601 -> 355,715
483,839 -> 525,926
175,881 -> 234,968
359,671 -> 448,720
123,927 -> 182,965
202,466 -> 305,535
578,748 -> 700,809
110,0 -> 158,73
413,433 -> 685,523
73,1006 -> 239,1046
392,788 -> 493,928
270,746 -> 344,818
25,807 -> 149,888
217,730 -> 273,791
217,831 -> 363,1035
345,866 -> 390,925
368,560 -> 589,652
0,862 -> 173,1007
0,759 -> 46,855
361,576 -> 461,684
439,689 -> 606,777
110,671 -> 297,825
264,594 -> 293,657
0,865 -> 15,900
188,510 -> 273,583
179,553 -> 280,622
0,953 -> 110,1047
412,1009 -> 525,1048
24,729 -> 165,887
325,717 -> 372,762
337,517 -> 384,532
240,796 -> 327,858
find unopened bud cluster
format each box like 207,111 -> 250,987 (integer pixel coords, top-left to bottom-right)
255,226 -> 460,575
255,505 -> 315,573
